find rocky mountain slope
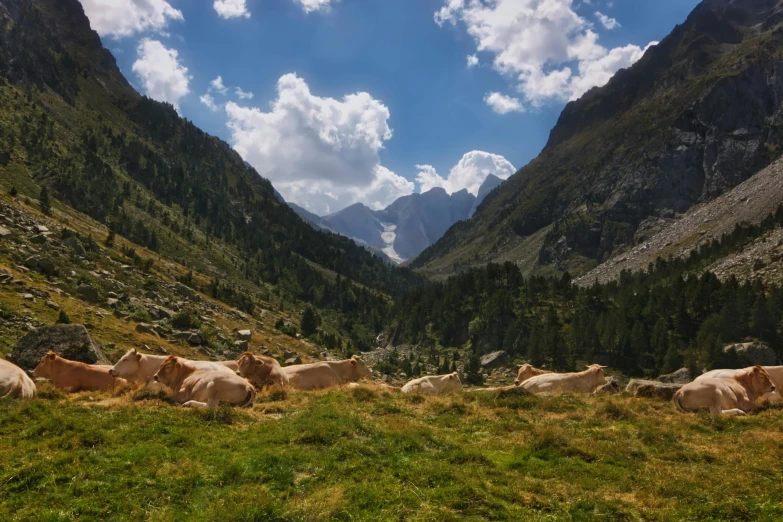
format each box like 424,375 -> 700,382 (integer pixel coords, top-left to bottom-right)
413,0 -> 783,278
576,155 -> 783,285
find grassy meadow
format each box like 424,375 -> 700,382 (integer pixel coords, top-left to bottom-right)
2,385 -> 783,521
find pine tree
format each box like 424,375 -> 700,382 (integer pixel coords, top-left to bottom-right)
751,295 -> 777,347
9,186 -> 17,197
300,306 -> 318,337
39,185 -> 51,215
56,310 -> 70,324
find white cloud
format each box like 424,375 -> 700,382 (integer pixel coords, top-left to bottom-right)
416,151 -> 516,195
225,73 -> 413,215
294,0 -> 337,14
235,87 -> 254,100
435,0 -> 654,106
467,54 -> 479,68
79,0 -> 183,39
200,94 -> 219,111
484,92 -> 524,114
210,76 -> 228,95
132,39 -> 191,110
214,0 -> 251,19
595,11 -> 619,30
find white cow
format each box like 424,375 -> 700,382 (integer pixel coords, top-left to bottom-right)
520,365 -> 607,395
153,356 -> 255,408
110,348 -> 236,386
401,373 -> 463,396
675,366 -> 775,415
696,366 -> 783,402
0,358 -> 36,399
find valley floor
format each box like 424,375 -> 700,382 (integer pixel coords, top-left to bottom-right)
2,385 -> 783,521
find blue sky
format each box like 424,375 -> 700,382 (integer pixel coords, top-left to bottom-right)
81,0 -> 701,215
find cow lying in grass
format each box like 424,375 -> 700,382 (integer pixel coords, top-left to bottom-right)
236,353 -> 372,391
401,373 -> 463,396
514,363 -> 551,385
153,356 -> 255,408
674,365 -> 775,415
110,348 -> 237,386
520,365 -> 607,395
696,365 -> 782,403
32,352 -> 125,392
0,358 -> 36,399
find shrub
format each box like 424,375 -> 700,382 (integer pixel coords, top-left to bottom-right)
172,309 -> 201,330
56,310 -> 70,324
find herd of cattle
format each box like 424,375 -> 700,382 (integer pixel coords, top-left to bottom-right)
0,348 -> 779,415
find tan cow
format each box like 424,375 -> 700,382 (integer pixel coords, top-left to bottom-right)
323,355 -> 372,383
520,365 -> 607,395
696,366 -> 783,402
109,348 -> 237,385
235,352 -> 288,387
674,365 -> 775,415
0,358 -> 36,399
514,363 -> 551,385
236,352 -> 345,390
153,356 -> 255,408
32,352 -> 124,392
401,372 -> 463,395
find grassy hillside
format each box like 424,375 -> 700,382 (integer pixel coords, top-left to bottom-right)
3,386 -> 783,521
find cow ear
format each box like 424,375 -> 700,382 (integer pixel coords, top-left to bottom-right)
46,351 -> 56,359
448,374 -> 454,380
350,359 -> 357,366
135,352 -> 142,361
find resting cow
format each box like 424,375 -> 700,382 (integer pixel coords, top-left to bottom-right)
235,352 -> 288,387
401,372 -> 463,396
110,348 -> 237,385
696,366 -> 783,402
33,352 -> 124,392
153,356 -> 255,408
514,363 -> 551,385
0,358 -> 36,399
323,355 -> 372,383
520,365 -> 607,395
674,365 -> 775,415
237,352 -> 347,390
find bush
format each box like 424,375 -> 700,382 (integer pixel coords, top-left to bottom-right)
56,310 -> 70,324
130,309 -> 153,323
172,309 -> 201,330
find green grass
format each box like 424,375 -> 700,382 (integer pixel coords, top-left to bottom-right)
2,386 -> 783,521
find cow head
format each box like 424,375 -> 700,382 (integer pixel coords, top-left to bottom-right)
350,355 -> 372,379
515,363 -> 547,385
237,352 -> 278,386
747,365 -> 775,398
153,356 -> 182,385
444,372 -> 463,392
32,351 -> 58,378
586,364 -> 607,385
110,348 -> 142,377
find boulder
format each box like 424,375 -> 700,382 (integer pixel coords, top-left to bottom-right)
135,323 -> 154,335
234,340 -> 249,351
0,226 -> 11,238
174,283 -> 199,301
10,324 -> 110,370
45,300 -> 60,310
625,379 -> 683,401
187,332 -> 205,346
236,329 -> 252,341
480,350 -> 508,368
30,234 -> 49,244
284,356 -> 303,366
76,284 -> 99,303
593,376 -> 624,395
658,367 -> 692,384
36,257 -> 56,276
62,236 -> 86,256
723,342 -> 779,366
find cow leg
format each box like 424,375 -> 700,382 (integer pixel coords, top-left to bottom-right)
720,408 -> 746,416
206,381 -> 220,409
182,400 -> 208,408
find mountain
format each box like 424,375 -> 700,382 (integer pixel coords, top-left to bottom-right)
287,202 -> 335,233
0,0 -> 421,349
413,0 -> 783,278
469,174 -> 503,218
323,187 -> 483,262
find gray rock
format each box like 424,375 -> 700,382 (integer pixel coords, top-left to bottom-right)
62,236 -> 86,256
593,376 -> 623,395
76,284 -> 99,303
106,298 -> 119,307
30,234 -> 48,245
174,283 -> 199,301
723,342 -> 779,366
0,226 -> 11,238
625,379 -> 683,401
234,340 -> 249,351
135,323 -> 154,334
658,367 -> 692,384
480,350 -> 508,368
187,332 -> 205,346
236,329 -> 252,341
24,256 -> 39,269
284,356 -> 303,366
45,300 -> 60,310
36,257 -> 56,276
10,324 -> 110,370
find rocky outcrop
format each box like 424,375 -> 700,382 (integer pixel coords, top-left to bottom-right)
593,376 -> 624,395
10,324 -> 109,370
469,174 -> 503,218
723,342 -> 779,366
479,350 -> 508,369
625,379 -> 683,401
658,368 -> 693,384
